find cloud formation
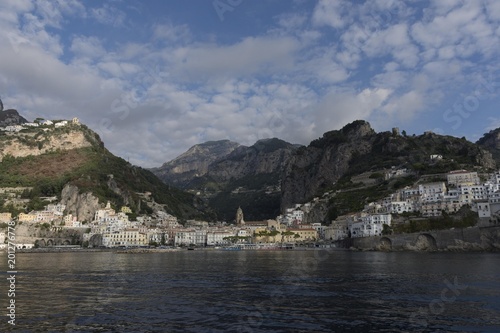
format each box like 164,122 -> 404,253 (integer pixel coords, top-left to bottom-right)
1,0 -> 500,167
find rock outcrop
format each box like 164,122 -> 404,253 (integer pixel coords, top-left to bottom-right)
60,184 -> 101,223
14,223 -> 87,245
0,129 -> 92,161
0,109 -> 28,127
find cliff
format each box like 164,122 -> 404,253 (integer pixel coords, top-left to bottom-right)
151,140 -> 240,188
60,184 -> 101,223
207,138 -> 297,182
477,128 -> 500,162
0,127 -> 92,161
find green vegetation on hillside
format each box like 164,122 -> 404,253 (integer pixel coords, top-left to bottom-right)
392,208 -> 477,234
326,174 -> 418,221
0,126 -> 210,220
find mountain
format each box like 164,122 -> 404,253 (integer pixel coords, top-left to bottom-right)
0,118 -> 209,222
0,109 -> 28,127
281,120 -> 497,210
152,138 -> 300,221
477,128 -> 500,162
151,140 -> 240,188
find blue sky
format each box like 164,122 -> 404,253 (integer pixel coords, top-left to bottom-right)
1,0 -> 500,167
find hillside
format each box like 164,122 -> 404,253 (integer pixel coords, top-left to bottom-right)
0,120 -> 209,221
281,121 -> 497,216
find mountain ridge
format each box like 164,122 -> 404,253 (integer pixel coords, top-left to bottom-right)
153,120 -> 499,222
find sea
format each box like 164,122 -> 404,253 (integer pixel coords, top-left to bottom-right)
1,250 -> 499,332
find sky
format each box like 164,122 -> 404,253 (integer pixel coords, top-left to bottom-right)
1,0 -> 500,168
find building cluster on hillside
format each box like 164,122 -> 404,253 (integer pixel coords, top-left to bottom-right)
275,167 -> 500,243
76,204 -> 320,248
318,169 -> 500,241
4,164 -> 500,248
2,196 -> 321,248
0,117 -> 79,132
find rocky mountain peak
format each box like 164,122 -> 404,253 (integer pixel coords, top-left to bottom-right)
341,120 -> 375,138
0,109 -> 28,127
151,139 -> 240,187
477,128 -> 500,162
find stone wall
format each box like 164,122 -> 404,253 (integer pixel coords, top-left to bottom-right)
351,226 -> 500,251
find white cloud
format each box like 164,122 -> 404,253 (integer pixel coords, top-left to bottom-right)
2,0 -> 500,167
90,3 -> 125,27
152,22 -> 191,43
486,117 -> 500,131
70,35 -> 106,59
312,0 -> 351,29
313,88 -> 391,136
171,36 -> 301,80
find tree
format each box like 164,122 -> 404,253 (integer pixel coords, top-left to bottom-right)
280,230 -> 295,243
268,229 -> 280,242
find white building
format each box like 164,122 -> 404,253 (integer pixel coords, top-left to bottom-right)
447,170 -> 480,186
475,200 -> 491,218
102,229 -> 148,247
4,125 -> 23,132
311,223 -> 326,239
174,229 -> 196,246
457,185 -> 488,203
54,120 -> 68,128
349,214 -> 391,238
206,230 -> 235,246
419,182 -> 446,199
389,200 -> 415,214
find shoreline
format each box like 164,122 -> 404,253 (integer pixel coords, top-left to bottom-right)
8,246 -> 500,254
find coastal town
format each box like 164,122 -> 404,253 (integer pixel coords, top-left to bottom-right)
1,163 -> 500,250
1,117 -> 500,250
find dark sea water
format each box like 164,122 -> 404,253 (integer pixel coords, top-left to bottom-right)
1,250 -> 499,332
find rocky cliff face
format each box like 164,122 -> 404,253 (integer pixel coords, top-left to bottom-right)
477,128 -> 500,162
281,120 -> 375,208
60,184 -> 101,222
151,140 -> 240,188
207,138 -> 297,182
0,129 -> 92,161
0,109 -> 28,127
